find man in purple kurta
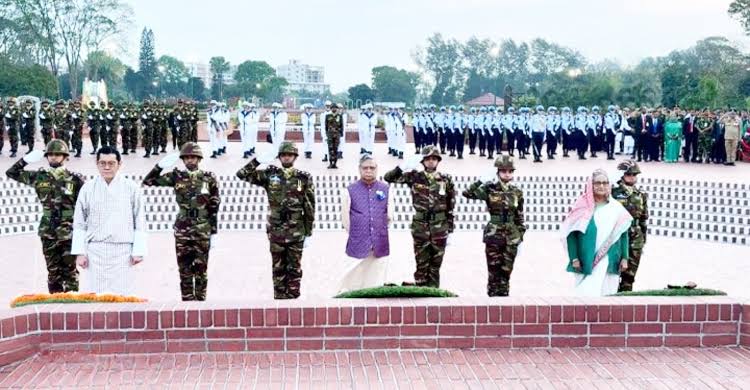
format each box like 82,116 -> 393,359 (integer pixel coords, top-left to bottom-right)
337,156 -> 393,293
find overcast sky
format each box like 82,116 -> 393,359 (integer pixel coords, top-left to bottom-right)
121,0 -> 749,92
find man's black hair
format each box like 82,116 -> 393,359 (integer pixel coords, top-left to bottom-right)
96,146 -> 121,162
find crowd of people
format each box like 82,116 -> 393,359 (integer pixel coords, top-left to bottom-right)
7,131 -> 653,299
2,97 -> 749,166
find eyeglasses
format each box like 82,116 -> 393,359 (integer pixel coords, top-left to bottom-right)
592,181 -> 609,186
96,161 -> 119,168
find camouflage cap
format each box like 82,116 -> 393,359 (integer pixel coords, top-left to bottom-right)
179,142 -> 203,159
421,145 -> 442,162
494,155 -> 515,170
7,97 -> 15,104
44,139 -> 69,156
41,99 -> 50,105
278,141 -> 299,156
55,99 -> 65,106
618,159 -> 641,175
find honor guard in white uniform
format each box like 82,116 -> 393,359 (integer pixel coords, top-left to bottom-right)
546,106 -> 560,159
574,106 -> 589,159
238,102 -> 254,158
300,104 -> 316,159
560,107 -> 573,157
207,101 -> 221,158
530,105 -> 547,162
603,105 -> 619,160
587,106 -> 602,157
502,107 -> 516,156
267,103 -> 288,150
395,107 -> 407,159
320,100 -> 332,162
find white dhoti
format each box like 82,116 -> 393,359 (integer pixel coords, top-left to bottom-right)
82,242 -> 135,295
337,254 -> 389,294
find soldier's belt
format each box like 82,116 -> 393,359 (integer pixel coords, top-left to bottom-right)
179,208 -> 209,219
489,214 -> 511,224
42,209 -> 68,220
413,211 -> 447,222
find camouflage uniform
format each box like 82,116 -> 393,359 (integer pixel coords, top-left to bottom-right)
119,104 -> 132,155
142,143 -> 220,301
696,115 -> 714,163
189,102 -> 199,142
3,99 -> 21,157
236,142 -> 315,299
20,100 -> 35,151
39,101 -> 56,146
67,102 -> 84,157
97,102 -> 108,147
86,102 -> 101,153
463,155 -> 526,296
325,109 -> 343,168
103,102 -> 119,150
0,101 -> 4,153
128,103 -> 139,153
53,100 -> 69,146
141,101 -> 156,157
612,160 -> 649,292
157,103 -> 168,153
384,146 -> 456,287
5,140 -> 84,292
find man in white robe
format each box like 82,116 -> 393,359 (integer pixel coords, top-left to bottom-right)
71,146 -> 147,295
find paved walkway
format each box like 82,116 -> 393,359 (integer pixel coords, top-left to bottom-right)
1,348 -> 749,389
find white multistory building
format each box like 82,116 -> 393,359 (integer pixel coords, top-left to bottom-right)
276,59 -> 330,94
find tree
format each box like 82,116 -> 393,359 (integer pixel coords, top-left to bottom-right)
371,66 -> 419,104
232,60 -> 276,97
347,84 -> 375,105
84,50 -> 126,86
187,76 -> 206,101
729,0 -> 750,35
138,27 -> 157,98
0,59 -> 57,97
3,0 -> 133,97
259,76 -> 287,103
123,67 -> 142,99
209,56 -> 230,100
414,33 -> 464,105
157,55 -> 189,97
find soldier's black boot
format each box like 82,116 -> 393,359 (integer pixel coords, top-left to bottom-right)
210,152 -> 217,159
74,150 -> 81,158
322,155 -> 328,162
360,148 -> 365,154
458,153 -> 463,159
243,151 -> 249,159
398,152 -> 403,159
143,151 -> 150,158
305,152 -> 312,159
221,147 -> 226,154
337,151 -> 343,159
122,150 -> 129,155
487,151 -> 493,160
10,151 -> 16,158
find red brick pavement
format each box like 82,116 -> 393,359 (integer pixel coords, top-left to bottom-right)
0,348 -> 749,389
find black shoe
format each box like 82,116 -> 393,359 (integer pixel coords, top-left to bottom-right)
637,158 -> 642,162
337,151 -> 343,159
398,152 -> 403,159
469,150 -> 475,155
360,148 -> 365,154
519,155 -> 526,159
243,152 -> 249,159
10,151 -> 16,158
458,154 -> 463,159
222,147 -> 226,154
534,158 -> 542,163
90,150 -> 97,155
305,152 -> 312,159
548,156 -> 555,160
210,152 -> 217,159
322,155 -> 328,162
122,151 -> 129,155
449,152 -> 455,157
130,149 -> 136,153
563,153 -> 569,158
75,151 -> 81,158
487,154 -> 493,160
579,156 -> 586,160
143,152 -> 150,158
327,163 -> 336,169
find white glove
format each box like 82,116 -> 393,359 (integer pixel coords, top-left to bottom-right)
256,149 -> 276,164
23,150 -> 44,164
303,237 -> 311,248
157,152 -> 180,169
39,114 -> 45,119
106,114 -> 113,120
71,114 -> 78,119
209,235 -> 217,251
480,170 -> 497,183
177,115 -> 182,120
88,115 -> 93,120
399,154 -> 421,171
22,113 -> 29,119
4,113 -> 10,119
141,114 -> 147,120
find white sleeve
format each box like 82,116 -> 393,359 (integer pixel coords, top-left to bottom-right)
70,184 -> 89,256
341,190 -> 350,233
131,183 -> 147,257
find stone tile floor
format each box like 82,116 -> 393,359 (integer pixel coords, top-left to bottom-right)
1,348 -> 749,389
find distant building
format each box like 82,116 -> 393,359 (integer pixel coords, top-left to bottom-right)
276,59 -> 330,94
186,62 -> 237,87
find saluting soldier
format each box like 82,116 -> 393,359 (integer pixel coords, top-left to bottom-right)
384,145 -> 456,288
236,142 -> 315,299
612,160 -> 649,292
6,140 -> 85,292
463,155 -> 526,296
142,142 -> 221,301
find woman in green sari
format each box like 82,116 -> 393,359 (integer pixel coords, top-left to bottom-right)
562,169 -> 633,296
663,110 -> 683,163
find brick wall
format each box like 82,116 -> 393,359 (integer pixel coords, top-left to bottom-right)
0,297 -> 746,367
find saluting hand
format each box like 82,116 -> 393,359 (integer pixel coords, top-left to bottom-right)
76,255 -> 88,269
